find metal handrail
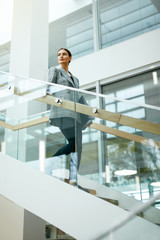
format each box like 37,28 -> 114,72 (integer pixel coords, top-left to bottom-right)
1,70 -> 160,111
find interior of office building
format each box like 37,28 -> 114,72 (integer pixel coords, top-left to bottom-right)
0,0 -> 160,239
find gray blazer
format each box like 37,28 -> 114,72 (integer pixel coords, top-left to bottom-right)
47,67 -> 89,126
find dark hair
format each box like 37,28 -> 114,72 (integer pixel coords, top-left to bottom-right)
57,48 -> 72,63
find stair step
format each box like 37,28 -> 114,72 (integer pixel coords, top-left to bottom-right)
99,197 -> 119,206
77,185 -> 118,205
87,188 -> 96,195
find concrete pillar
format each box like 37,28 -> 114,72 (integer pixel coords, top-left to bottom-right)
10,0 -> 48,79
2,0 -> 49,239
5,0 -> 49,161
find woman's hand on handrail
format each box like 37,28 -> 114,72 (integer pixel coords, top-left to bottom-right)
42,93 -> 52,98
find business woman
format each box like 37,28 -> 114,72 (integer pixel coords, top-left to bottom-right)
47,48 -> 90,184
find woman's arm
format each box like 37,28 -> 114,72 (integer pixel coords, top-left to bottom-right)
46,67 -> 57,95
73,76 -> 79,89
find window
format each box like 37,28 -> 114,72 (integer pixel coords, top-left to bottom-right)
66,17 -> 94,60
99,0 -> 160,48
49,5 -> 94,66
102,68 -> 160,134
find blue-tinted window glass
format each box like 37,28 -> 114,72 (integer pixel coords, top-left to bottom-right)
103,69 -> 160,122
66,17 -> 94,60
117,96 -> 145,112
101,18 -> 121,34
116,85 -> 144,99
101,7 -> 119,23
139,0 -> 152,8
141,4 -> 157,18
124,108 -> 145,118
119,0 -> 139,15
142,15 -> 156,29
99,0 -> 160,48
67,29 -> 93,46
105,103 -> 116,112
69,39 -> 94,57
66,18 -> 93,37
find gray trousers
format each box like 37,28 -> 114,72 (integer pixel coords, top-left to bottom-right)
50,117 -> 82,182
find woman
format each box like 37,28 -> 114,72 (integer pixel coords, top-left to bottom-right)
47,48 -> 91,184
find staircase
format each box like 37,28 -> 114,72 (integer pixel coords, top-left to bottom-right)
1,71 -> 160,239
1,152 -> 160,240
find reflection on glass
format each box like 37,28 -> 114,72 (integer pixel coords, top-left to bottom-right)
99,0 -> 160,48
66,17 -> 94,59
152,71 -> 158,85
78,69 -> 160,206
0,70 -> 160,210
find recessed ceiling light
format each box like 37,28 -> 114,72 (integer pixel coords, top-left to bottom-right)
114,169 -> 137,176
150,182 -> 160,187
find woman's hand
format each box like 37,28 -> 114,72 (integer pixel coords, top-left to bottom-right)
82,121 -> 93,130
42,93 -> 52,98
85,121 -> 92,127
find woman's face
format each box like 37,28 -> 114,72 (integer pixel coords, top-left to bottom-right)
57,49 -> 72,66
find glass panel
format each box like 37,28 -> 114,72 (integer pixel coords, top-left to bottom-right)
18,84 -> 79,184
0,71 -> 160,213
0,113 -> 19,159
0,114 -> 5,154
78,89 -> 160,206
102,69 -> 160,120
99,0 -> 160,48
94,192 -> 160,239
101,68 -> 160,204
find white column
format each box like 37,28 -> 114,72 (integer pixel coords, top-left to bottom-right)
5,0 -> 49,161
10,0 -> 48,79
92,0 -> 101,51
2,0 -> 49,239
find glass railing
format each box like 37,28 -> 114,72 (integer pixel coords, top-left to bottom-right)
0,71 -> 160,210
93,191 -> 160,240
75,90 -> 160,208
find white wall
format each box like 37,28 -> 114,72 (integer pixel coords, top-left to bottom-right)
70,29 -> 160,87
0,195 -> 45,240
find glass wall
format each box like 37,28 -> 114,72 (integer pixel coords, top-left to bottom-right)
66,17 -> 94,60
80,69 -> 160,205
99,0 -> 160,48
78,89 -> 99,177
1,1 -> 160,67
102,68 -> 160,122
49,0 -> 160,64
102,68 -> 160,203
1,70 -> 160,208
